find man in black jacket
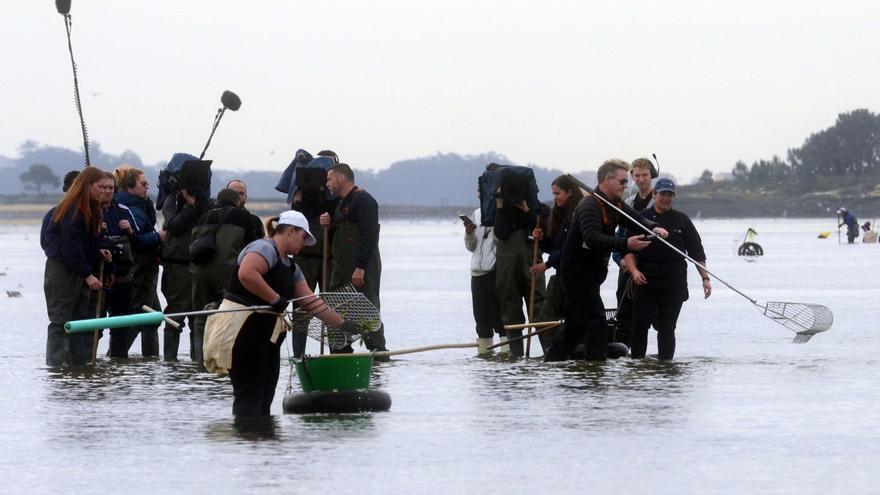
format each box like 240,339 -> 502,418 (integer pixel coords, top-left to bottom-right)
544,160 -> 667,362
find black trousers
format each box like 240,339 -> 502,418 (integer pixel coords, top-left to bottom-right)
471,270 -> 504,339
614,268 -> 634,346
104,282 -> 134,358
553,266 -> 609,360
630,283 -> 686,360
229,314 -> 286,416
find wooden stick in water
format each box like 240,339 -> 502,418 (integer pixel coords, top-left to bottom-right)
90,261 -> 104,365
142,306 -> 181,329
488,323 -> 561,350
504,320 -> 563,331
320,225 -> 329,356
525,215 -> 541,358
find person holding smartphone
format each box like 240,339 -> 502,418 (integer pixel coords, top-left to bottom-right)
624,178 -> 711,360
463,209 -> 504,354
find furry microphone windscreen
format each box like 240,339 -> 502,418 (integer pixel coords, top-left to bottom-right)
221,90 -> 241,111
56,0 -> 72,15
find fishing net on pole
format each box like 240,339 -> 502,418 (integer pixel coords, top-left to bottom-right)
759,301 -> 833,343
288,284 -> 382,351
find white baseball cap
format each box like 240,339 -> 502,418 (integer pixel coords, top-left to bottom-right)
278,210 -> 317,246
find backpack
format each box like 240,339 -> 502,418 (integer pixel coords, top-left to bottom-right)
478,163 -> 540,226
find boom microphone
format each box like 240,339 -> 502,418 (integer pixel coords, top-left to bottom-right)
56,0 -> 71,15
221,90 -> 241,111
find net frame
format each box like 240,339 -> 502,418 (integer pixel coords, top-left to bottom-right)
287,285 -> 381,351
759,301 -> 833,343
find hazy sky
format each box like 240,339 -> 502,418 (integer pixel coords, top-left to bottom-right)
3,0 -> 879,181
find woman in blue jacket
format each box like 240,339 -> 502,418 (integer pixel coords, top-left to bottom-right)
114,167 -> 166,357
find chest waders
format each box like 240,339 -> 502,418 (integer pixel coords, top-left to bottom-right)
495,229 -> 546,356
161,229 -> 193,361
126,251 -> 160,356
331,221 -> 385,351
44,258 -> 93,366
190,222 -> 246,367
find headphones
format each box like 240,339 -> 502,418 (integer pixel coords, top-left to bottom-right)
631,157 -> 659,179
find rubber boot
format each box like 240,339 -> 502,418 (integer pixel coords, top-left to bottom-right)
477,337 -> 493,355
164,328 -> 180,361
497,335 -> 510,354
507,330 -> 524,357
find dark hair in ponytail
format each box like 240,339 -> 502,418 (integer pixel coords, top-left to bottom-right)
265,216 -> 296,237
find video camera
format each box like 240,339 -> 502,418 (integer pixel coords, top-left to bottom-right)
157,153 -> 213,209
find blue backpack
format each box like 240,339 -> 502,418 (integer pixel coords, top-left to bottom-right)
478,163 -> 539,226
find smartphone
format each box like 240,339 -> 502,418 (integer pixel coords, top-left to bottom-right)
642,233 -> 658,241
459,214 -> 475,226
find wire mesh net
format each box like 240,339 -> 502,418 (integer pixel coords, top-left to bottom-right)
287,284 -> 382,351
760,301 -> 833,337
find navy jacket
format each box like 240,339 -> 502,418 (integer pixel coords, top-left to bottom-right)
41,207 -> 100,278
115,191 -> 160,251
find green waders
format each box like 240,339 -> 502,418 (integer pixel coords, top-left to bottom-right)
44,258 -> 93,366
537,274 -> 565,352
291,216 -> 330,357
126,252 -> 160,356
161,231 -> 193,361
495,230 -> 545,356
190,222 -> 246,366
330,222 -> 385,351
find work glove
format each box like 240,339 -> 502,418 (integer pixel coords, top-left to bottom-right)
270,296 -> 289,313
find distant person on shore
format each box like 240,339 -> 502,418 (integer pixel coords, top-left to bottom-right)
114,167 -> 164,356
41,167 -> 110,366
624,178 -> 711,360
838,208 -> 858,244
611,157 -> 656,347
530,175 -> 583,351
319,163 -> 388,355
464,207 -> 505,354
544,159 -> 666,362
226,179 -> 265,239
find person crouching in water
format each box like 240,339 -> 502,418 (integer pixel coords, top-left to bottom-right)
41,167 -> 111,366
544,160 -> 667,362
530,175 -> 583,352
204,211 -> 360,416
623,178 -> 711,360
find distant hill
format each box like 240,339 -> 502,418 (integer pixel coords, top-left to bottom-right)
0,142 -> 598,206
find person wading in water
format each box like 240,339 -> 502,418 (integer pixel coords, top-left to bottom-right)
544,160 -> 667,362
319,163 -> 388,356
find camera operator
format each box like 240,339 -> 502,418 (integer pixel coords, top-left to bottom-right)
94,172 -> 138,358
493,178 -> 548,357
160,173 -> 214,361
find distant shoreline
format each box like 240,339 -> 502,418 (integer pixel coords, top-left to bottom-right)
2,198 -> 871,223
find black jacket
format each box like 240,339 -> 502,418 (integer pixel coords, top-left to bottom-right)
560,190 -> 655,274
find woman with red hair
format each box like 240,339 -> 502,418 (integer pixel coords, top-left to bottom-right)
41,166 -> 111,366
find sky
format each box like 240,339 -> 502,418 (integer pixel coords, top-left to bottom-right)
3,0 -> 879,182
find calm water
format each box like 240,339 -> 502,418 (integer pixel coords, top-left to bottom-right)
1,219 -> 878,494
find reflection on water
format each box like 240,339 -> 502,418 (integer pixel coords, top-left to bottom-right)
206,417 -> 282,443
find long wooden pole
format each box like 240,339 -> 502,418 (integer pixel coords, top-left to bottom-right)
837,213 -> 841,244
320,225 -> 329,355
90,261 -> 104,365
525,215 -> 541,357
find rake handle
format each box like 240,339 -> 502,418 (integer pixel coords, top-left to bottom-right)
565,174 -> 757,305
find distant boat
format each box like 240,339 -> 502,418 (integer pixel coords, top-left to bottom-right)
6,290 -> 21,298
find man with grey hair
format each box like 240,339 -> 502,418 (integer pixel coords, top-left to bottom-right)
544,159 -> 667,362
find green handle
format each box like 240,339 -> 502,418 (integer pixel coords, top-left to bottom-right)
65,312 -> 166,334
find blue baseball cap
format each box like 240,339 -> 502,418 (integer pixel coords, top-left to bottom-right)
654,178 -> 676,194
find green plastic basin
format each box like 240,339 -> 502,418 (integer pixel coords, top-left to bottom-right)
295,354 -> 373,392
